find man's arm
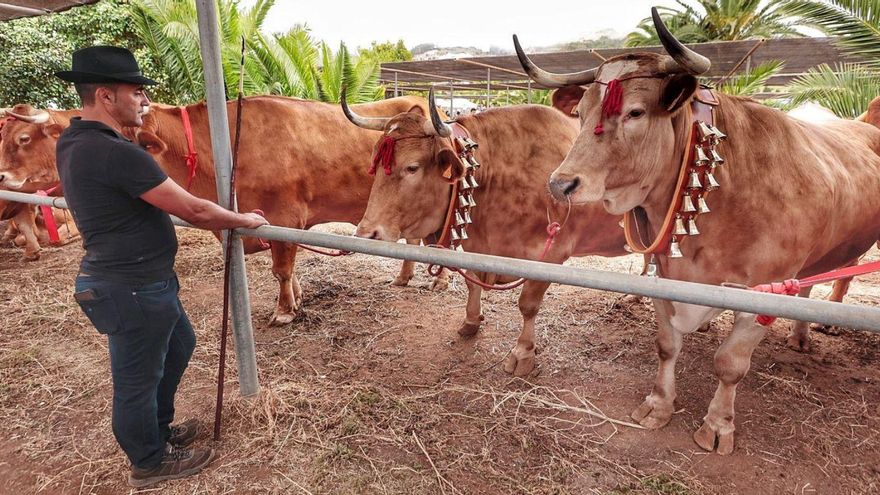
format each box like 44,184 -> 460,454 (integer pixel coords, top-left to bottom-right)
140,178 -> 267,231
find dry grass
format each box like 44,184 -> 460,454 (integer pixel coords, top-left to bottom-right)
1,226 -> 879,494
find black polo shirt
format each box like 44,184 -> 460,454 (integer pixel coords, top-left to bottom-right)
57,118 -> 177,285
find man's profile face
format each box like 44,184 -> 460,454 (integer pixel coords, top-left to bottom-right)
100,83 -> 150,128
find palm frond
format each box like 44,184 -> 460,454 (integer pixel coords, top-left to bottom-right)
786,62 -> 880,117
719,60 -> 785,96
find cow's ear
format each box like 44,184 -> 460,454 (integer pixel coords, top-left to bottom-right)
136,130 -> 167,155
42,124 -> 63,139
660,74 -> 698,114
438,148 -> 465,181
408,105 -> 426,116
551,86 -> 585,116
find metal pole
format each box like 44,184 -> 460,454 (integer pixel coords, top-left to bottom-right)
486,68 -> 490,108
4,188 -> 880,333
394,72 -> 398,97
194,0 -> 259,397
449,82 -> 454,116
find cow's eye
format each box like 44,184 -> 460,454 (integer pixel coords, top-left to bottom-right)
628,108 -> 645,119
17,134 -> 30,146
404,164 -> 419,174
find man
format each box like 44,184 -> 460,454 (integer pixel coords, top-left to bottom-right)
55,46 -> 267,488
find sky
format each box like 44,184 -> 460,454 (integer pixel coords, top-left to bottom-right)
240,0 -> 682,51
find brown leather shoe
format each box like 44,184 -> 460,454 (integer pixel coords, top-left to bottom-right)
168,418 -> 200,447
128,446 -> 215,488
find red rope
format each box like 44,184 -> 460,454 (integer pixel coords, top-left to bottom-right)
35,184 -> 62,245
370,136 -> 396,176
179,106 -> 199,190
751,260 -> 880,326
428,221 -> 562,291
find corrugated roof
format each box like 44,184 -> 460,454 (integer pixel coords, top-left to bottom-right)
0,1 -> 99,21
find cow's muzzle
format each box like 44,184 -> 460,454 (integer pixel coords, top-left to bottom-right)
548,175 -> 581,201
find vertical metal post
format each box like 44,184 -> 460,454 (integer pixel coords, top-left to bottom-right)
394,72 -> 399,97
195,0 -> 260,397
449,82 -> 454,116
527,80 -> 532,104
486,68 -> 490,108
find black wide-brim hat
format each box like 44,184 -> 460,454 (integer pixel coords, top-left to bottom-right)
56,45 -> 158,85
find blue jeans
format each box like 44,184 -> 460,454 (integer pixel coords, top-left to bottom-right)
74,274 -> 195,469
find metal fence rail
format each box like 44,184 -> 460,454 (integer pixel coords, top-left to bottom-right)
3,188 -> 880,333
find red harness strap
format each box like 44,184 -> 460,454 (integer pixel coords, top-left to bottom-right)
36,184 -> 62,245
752,260 -> 880,325
179,106 -> 199,190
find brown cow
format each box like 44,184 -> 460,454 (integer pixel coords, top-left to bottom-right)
0,197 -> 79,259
0,98 -> 447,324
343,88 -> 627,376
514,8 -> 880,454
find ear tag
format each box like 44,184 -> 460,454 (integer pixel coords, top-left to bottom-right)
442,165 -> 453,180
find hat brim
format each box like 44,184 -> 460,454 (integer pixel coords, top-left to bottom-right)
55,70 -> 158,86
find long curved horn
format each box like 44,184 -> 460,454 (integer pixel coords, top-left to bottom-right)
427,87 -> 453,137
513,34 -> 597,87
651,7 -> 710,75
7,109 -> 50,124
340,84 -> 389,131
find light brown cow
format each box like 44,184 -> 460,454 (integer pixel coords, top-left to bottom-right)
0,197 -> 79,260
343,89 -> 627,375
514,9 -> 880,454
0,98 -> 447,324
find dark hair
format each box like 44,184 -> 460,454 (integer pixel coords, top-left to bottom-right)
74,82 -> 116,106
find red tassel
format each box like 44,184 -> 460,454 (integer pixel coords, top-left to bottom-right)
594,79 -> 624,135
370,136 -> 396,176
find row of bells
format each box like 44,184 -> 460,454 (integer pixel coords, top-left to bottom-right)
450,144 -> 480,251
668,121 -> 727,258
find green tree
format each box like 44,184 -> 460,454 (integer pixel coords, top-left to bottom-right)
358,40 -> 412,63
780,0 -> 880,116
717,60 -> 785,96
625,0 -> 802,47
0,0 -> 159,108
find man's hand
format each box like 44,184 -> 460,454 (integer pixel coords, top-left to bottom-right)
240,212 -> 268,229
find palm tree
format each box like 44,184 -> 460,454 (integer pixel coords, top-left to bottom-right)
781,0 -> 880,116
626,0 -> 802,47
718,60 -> 786,96
130,0 -> 383,104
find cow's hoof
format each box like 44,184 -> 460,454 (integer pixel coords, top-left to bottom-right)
457,321 -> 481,337
693,421 -> 735,455
630,397 -> 673,429
503,346 -> 536,377
785,333 -> 811,352
270,311 -> 295,326
391,274 -> 412,287
23,251 -> 40,262
430,277 -> 449,292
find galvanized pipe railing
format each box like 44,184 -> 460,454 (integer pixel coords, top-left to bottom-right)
3,188 -> 880,333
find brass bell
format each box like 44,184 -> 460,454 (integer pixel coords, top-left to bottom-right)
669,237 -> 683,258
709,149 -> 724,165
455,244 -> 464,252
694,146 -> 710,166
712,126 -> 726,141
697,196 -> 711,214
705,170 -> 720,191
682,193 -> 697,213
467,155 -> 480,169
459,176 -> 471,190
455,211 -> 466,226
687,171 -> 702,190
697,121 -> 715,143
673,214 -> 688,235
468,175 -> 479,189
464,211 -> 473,224
450,227 -> 461,241
464,137 -> 478,150
458,194 -> 469,208
687,217 -> 700,235
467,194 -> 477,207
459,227 -> 469,240
645,255 -> 659,277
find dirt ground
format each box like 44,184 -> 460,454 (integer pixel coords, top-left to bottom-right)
1,224 -> 878,495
